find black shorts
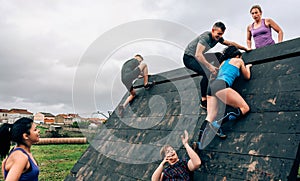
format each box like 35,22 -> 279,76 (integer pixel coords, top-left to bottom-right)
121,67 -> 141,92
207,79 -> 229,96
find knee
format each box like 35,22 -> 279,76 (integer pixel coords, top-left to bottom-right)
130,90 -> 136,97
140,63 -> 147,69
241,104 -> 250,115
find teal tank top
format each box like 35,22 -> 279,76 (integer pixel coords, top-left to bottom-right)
216,59 -> 240,87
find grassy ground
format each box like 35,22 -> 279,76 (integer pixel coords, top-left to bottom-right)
0,144 -> 89,181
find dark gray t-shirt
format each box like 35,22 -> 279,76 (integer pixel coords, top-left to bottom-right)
184,31 -> 225,56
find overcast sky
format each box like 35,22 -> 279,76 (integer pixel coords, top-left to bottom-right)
0,0 -> 299,116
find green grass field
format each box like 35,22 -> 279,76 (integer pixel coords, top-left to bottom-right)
0,144 -> 89,181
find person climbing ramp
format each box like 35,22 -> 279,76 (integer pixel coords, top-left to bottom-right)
119,54 -> 154,118
195,46 -> 252,150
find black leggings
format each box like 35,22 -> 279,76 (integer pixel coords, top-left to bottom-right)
183,54 -> 210,98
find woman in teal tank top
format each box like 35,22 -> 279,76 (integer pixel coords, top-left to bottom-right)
196,46 -> 252,143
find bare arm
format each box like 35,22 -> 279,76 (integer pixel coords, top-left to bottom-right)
239,59 -> 252,80
151,158 -> 167,181
181,130 -> 201,171
246,25 -> 253,49
266,18 -> 283,43
5,152 -> 28,181
223,39 -> 251,51
195,43 -> 218,75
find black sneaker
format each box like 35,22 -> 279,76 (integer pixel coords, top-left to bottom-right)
144,81 -> 154,90
200,100 -> 207,110
118,105 -> 125,118
216,128 -> 227,139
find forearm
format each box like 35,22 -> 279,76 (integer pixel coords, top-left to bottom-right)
278,31 -> 283,43
243,66 -> 252,80
151,163 -> 164,181
247,40 -> 252,49
184,143 -> 201,170
195,53 -> 211,69
231,41 -> 248,51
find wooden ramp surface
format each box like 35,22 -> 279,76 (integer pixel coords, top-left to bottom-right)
65,38 -> 300,181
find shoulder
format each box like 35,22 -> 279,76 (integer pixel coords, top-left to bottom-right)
247,24 -> 252,31
9,150 -> 28,162
230,58 -> 244,67
5,150 -> 28,169
199,31 -> 211,40
264,18 -> 273,27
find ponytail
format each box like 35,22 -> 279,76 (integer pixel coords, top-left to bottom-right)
0,123 -> 13,159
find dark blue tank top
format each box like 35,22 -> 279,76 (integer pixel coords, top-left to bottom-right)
4,147 -> 39,181
216,59 -> 240,87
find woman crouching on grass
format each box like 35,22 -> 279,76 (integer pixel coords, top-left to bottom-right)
0,117 -> 40,181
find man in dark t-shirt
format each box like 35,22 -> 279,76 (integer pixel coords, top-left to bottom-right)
119,54 -> 153,117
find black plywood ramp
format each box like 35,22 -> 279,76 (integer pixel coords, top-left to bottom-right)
65,38 -> 300,181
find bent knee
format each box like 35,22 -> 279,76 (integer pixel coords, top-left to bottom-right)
241,104 -> 250,115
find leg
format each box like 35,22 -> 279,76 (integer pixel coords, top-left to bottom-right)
183,54 -> 209,104
119,89 -> 136,118
215,88 -> 250,115
138,63 -> 149,86
200,75 -> 208,101
122,89 -> 136,108
205,95 -> 219,123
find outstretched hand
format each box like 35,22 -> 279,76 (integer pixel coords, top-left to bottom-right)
181,130 -> 189,146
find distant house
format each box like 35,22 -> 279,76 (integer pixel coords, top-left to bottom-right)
0,109 -> 9,123
7,109 -> 33,124
34,112 -> 55,124
55,113 -> 80,125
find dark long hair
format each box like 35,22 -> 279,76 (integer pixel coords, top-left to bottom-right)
219,46 -> 242,63
0,117 -> 33,159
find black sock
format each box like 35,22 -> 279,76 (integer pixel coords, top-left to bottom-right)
198,120 -> 209,141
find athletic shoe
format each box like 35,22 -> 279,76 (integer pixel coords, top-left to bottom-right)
200,100 -> 207,110
211,121 -> 227,139
216,128 -> 227,139
118,105 -> 125,118
144,81 -> 154,90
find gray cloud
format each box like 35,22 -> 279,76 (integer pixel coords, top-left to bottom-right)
0,0 -> 299,115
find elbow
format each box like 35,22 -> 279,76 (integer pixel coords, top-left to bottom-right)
192,158 -> 201,170
151,175 -> 157,181
195,160 -> 201,169
244,73 -> 251,80
195,54 -> 202,61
